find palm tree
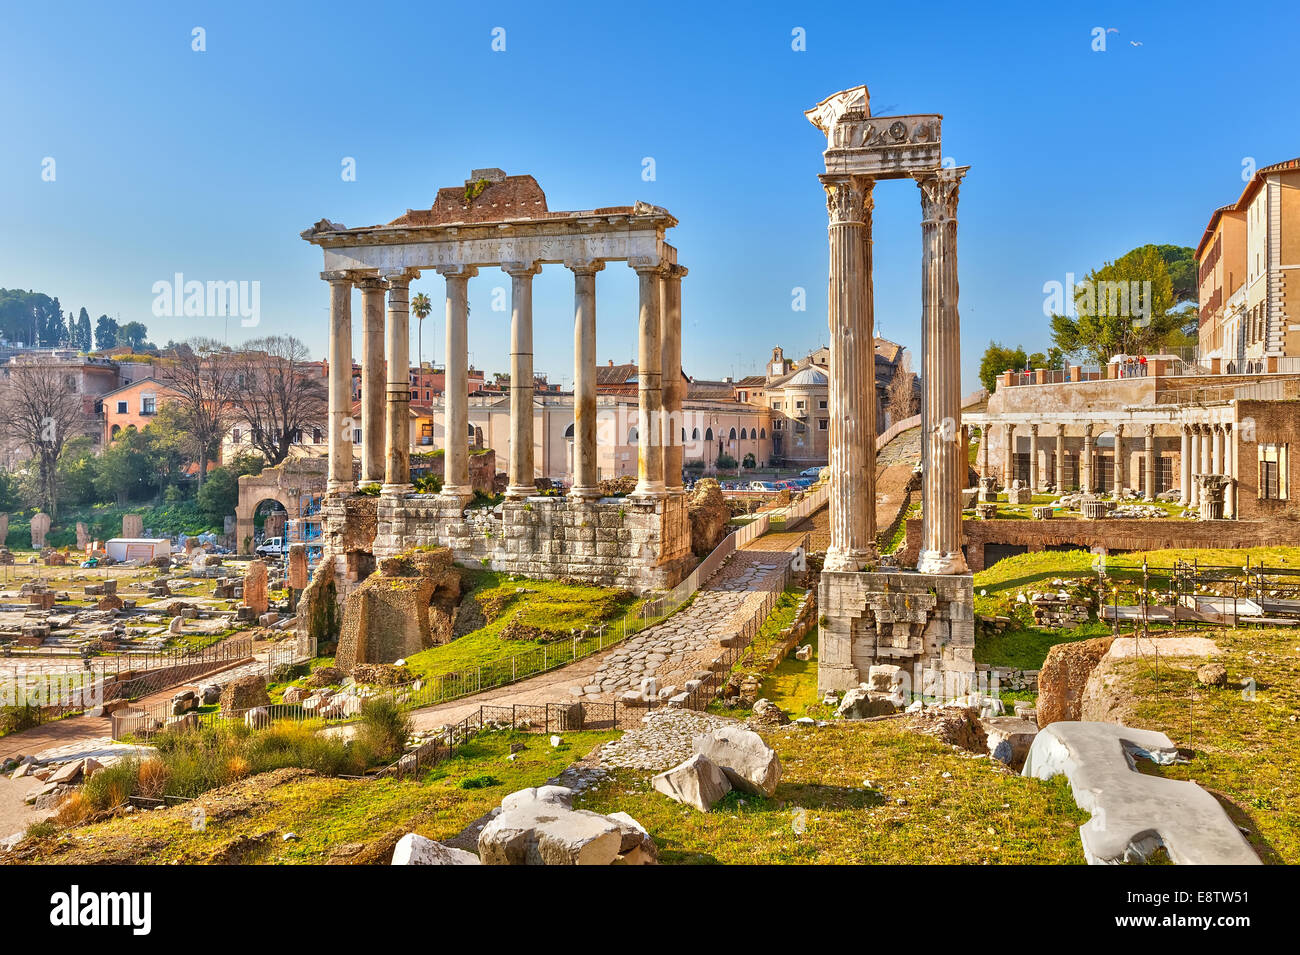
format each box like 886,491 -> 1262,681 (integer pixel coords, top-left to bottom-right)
410,291 -> 433,383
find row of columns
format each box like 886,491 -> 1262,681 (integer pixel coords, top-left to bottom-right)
324,260 -> 686,503
987,420 -> 1236,510
1181,422 -> 1237,516
821,167 -> 969,575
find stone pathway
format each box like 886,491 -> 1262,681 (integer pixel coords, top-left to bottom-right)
595,709 -> 740,772
567,550 -> 791,702
401,534 -> 804,732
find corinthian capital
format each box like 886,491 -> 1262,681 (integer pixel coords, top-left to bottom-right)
914,165 -> 968,222
820,175 -> 873,225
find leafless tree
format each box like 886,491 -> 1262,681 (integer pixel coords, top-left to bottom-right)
0,363 -> 86,517
231,335 -> 327,467
158,337 -> 240,488
885,367 -> 918,424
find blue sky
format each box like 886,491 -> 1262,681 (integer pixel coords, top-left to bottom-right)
2,0 -> 1297,391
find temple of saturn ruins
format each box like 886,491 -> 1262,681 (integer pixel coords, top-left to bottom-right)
806,85 -> 977,694
302,170 -> 693,598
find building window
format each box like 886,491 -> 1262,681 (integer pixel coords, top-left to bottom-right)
705,428 -> 714,441
773,420 -> 783,431
353,428 -> 362,444
818,419 -> 828,431
116,401 -> 127,414
313,427 -> 322,444
773,401 -> 782,410
1260,444 -> 1288,500
140,395 -> 156,415
760,428 -> 766,439
740,428 -> 748,440
692,428 -> 700,441
819,400 -> 827,409
232,428 -> 242,443
729,427 -> 737,440
628,427 -> 638,444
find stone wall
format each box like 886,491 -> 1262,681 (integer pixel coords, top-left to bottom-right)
899,516 -> 1300,572
1233,398 -> 1300,522
321,491 -> 695,601
818,570 -> 975,694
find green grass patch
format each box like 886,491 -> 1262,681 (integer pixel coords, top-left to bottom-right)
1100,627 -> 1300,864
403,571 -> 642,681
577,722 -> 1087,864
15,728 -> 618,864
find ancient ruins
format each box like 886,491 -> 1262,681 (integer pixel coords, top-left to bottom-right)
302,170 -> 694,600
806,85 -> 976,693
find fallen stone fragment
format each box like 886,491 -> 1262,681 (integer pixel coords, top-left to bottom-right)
650,753 -> 732,812
392,833 -> 481,865
692,726 -> 781,797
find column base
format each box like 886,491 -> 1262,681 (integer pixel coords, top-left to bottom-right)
629,481 -> 668,501
380,483 -> 412,497
360,472 -> 384,487
326,480 -> 354,495
823,546 -> 878,573
917,549 -> 970,576
439,485 -> 474,505
568,485 -> 602,501
504,485 -> 536,499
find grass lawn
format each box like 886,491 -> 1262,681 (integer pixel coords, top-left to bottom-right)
403,571 -> 642,682
577,721 -> 1088,864
15,728 -> 618,865
1093,627 -> 1300,864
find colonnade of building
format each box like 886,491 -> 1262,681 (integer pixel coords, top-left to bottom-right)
323,259 -> 687,503
978,418 -> 1239,517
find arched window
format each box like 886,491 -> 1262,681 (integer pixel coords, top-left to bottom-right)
681,428 -> 687,442
740,428 -> 748,440
760,428 -> 767,439
692,428 -> 700,441
705,428 -> 714,441
628,427 -> 638,444
110,424 -> 121,439
729,427 -> 737,440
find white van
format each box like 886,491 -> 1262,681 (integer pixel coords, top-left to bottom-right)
255,537 -> 287,558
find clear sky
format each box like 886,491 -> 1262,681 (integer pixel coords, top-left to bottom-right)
2,0 -> 1297,391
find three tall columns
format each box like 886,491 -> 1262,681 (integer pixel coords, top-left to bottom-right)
821,175 -> 878,572
915,167 -> 969,575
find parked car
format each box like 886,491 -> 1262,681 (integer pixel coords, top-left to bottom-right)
749,481 -> 779,492
800,466 -> 825,478
254,536 -> 287,558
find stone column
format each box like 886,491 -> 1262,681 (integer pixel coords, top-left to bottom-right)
504,262 -> 541,498
324,271 -> 354,495
979,424 -> 990,475
357,277 -> 386,485
1225,424 -> 1237,518
1201,420 -> 1211,488
1113,424 -> 1125,500
631,260 -> 666,499
1143,424 -> 1156,500
1055,423 -> 1066,491
1180,424 -> 1192,506
568,259 -> 604,499
1002,422 -> 1015,488
1211,423 -> 1223,476
915,168 -> 969,575
1082,424 -> 1094,494
821,175 -> 877,571
382,272 -> 415,493
1189,425 -> 1203,506
439,265 -> 477,501
662,264 -> 687,492
1027,424 -> 1039,495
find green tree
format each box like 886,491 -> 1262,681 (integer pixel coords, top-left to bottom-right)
75,307 -> 93,350
978,341 -> 1028,392
1049,244 -> 1194,363
94,315 -> 119,350
57,436 -> 99,507
410,292 -> 433,370
196,467 -> 238,525
118,321 -> 150,350
94,426 -> 157,506
0,471 -> 21,512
